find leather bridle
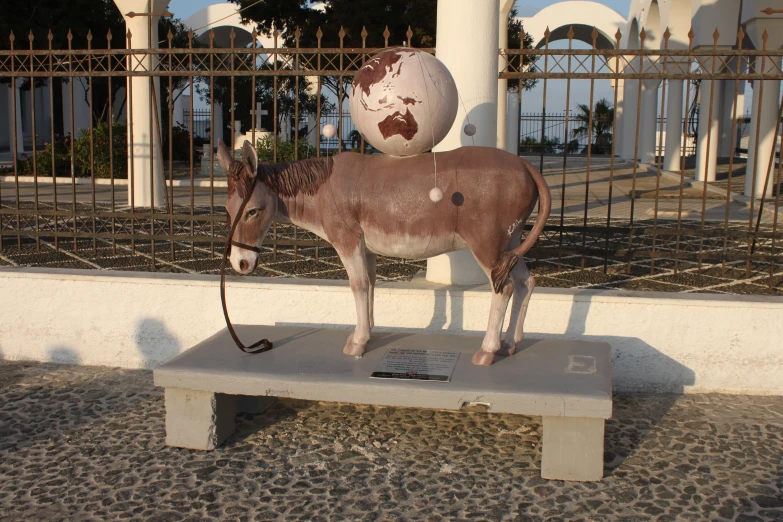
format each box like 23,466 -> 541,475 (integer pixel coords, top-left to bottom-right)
220,175 -> 273,354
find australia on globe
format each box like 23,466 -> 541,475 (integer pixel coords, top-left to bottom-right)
349,48 -> 458,156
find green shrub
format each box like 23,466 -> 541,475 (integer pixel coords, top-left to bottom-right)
20,136 -> 72,177
255,134 -> 318,163
20,121 -> 202,177
21,123 -> 127,178
162,122 -> 198,161
73,122 -> 127,179
519,136 -> 561,154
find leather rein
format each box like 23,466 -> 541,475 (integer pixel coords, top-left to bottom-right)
220,175 -> 273,354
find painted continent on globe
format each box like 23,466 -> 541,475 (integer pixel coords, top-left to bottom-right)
349,48 -> 458,156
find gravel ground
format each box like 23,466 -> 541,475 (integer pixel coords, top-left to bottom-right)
1,361 -> 782,521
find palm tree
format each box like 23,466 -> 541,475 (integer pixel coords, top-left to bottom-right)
571,98 -> 615,154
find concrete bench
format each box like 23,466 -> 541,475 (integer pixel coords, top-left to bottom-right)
154,326 -> 612,481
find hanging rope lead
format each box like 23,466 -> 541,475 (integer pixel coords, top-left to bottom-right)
220,176 -> 273,354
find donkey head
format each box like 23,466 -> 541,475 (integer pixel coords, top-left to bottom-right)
218,140 -> 276,275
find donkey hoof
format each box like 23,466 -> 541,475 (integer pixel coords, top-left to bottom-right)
496,341 -> 517,357
343,333 -> 368,356
471,349 -> 496,366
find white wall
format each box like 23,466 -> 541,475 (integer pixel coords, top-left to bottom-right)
1,268 -> 782,395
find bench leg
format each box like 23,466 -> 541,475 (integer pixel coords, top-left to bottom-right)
236,395 -> 275,414
541,416 -> 604,481
164,388 -> 236,450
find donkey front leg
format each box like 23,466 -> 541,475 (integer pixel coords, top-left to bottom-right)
340,246 -> 372,356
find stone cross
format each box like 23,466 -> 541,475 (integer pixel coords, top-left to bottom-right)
256,102 -> 269,130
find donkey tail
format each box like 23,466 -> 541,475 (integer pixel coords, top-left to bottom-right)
490,161 -> 552,293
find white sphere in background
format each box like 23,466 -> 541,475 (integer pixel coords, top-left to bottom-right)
429,187 -> 444,203
322,124 -> 337,138
463,123 -> 476,137
350,48 -> 458,157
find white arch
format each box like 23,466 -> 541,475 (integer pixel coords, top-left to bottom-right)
518,1 -> 626,49
183,2 -> 275,49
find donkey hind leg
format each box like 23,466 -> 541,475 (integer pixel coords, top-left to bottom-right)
500,258 -> 535,355
366,253 -> 377,330
340,245 -> 372,356
467,251 -> 515,367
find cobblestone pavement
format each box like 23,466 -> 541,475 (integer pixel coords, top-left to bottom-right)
1,361 -> 782,521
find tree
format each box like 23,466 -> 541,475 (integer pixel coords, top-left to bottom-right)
572,98 -> 614,155
230,0 -> 436,49
229,0 -> 537,100
0,0 -> 124,51
0,1 -> 196,135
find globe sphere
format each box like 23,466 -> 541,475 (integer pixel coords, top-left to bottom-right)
350,48 -> 458,156
322,124 -> 337,139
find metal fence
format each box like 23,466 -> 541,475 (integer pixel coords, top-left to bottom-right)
502,26 -> 782,289
182,108 -> 211,140
519,112 -> 701,157
0,24 -> 781,289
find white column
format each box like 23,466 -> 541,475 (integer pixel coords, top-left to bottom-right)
613,78 -> 625,157
172,88 -> 186,127
61,78 -> 92,138
695,72 -> 725,182
638,80 -> 660,164
496,0 -> 515,151
0,85 -> 9,149
718,79 -> 735,158
212,103 -> 223,149
745,76 -> 780,198
619,79 -> 639,160
7,85 -> 24,157
718,58 -> 745,158
663,79 -> 685,172
506,89 -> 520,153
114,0 -> 168,208
426,0 -> 501,285
307,113 -> 318,148
35,86 -> 51,147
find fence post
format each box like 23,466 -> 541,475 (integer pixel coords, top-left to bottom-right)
113,0 -> 167,208
426,0 -> 501,286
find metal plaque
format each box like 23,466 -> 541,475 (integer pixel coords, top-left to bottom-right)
370,348 -> 460,382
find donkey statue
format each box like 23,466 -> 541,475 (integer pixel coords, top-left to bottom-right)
219,140 -> 551,366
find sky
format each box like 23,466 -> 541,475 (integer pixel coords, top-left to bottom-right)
514,0 -> 629,17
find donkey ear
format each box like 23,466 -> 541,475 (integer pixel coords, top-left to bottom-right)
242,140 -> 258,173
216,139 -> 234,175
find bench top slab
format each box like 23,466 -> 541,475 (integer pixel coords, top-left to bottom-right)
154,326 -> 612,418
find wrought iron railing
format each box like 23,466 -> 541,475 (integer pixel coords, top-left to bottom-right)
0,24 -> 781,289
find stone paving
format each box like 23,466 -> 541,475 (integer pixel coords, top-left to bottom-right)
1,360 -> 782,521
